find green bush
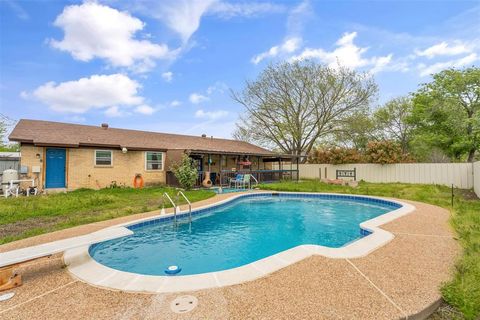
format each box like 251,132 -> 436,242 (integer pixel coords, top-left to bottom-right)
170,154 -> 198,190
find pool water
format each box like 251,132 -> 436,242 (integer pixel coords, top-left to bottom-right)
212,187 -> 250,194
90,194 -> 400,276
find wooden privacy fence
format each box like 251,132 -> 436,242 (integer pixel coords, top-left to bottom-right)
295,163 -> 476,190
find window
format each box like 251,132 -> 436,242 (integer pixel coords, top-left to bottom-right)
95,150 -> 112,166
145,152 -> 163,170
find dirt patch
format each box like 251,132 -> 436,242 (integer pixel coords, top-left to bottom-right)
0,216 -> 65,240
427,302 -> 465,320
455,189 -> 478,201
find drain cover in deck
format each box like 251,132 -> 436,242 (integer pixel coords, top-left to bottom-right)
0,292 -> 15,302
170,295 -> 198,314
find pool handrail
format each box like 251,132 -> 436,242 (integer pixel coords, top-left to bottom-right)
162,192 -> 177,225
177,191 -> 192,222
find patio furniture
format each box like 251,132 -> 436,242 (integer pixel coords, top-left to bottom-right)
229,174 -> 243,188
240,174 -> 251,189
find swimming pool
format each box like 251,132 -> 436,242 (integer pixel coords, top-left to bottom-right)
89,193 -> 401,276
212,187 -> 250,194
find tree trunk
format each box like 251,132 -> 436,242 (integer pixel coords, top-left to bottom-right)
467,149 -> 475,162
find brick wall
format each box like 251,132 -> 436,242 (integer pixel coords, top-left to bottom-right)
67,148 -> 166,189
18,144 -> 44,190
20,144 -> 166,190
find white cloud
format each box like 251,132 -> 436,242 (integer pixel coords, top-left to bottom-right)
134,104 -> 156,115
19,91 -> 29,99
170,100 -> 181,107
146,0 -> 217,43
208,2 -> 286,19
291,32 -> 393,73
206,81 -> 228,94
161,71 -> 174,82
418,53 -> 478,77
252,37 -> 302,64
128,1 -> 284,44
104,106 -> 125,117
189,93 -> 210,104
415,41 -> 471,59
251,1 -> 309,65
5,0 -> 29,20
286,0 -> 311,36
195,109 -> 229,120
50,2 -> 171,73
370,54 -> 393,74
31,74 -> 145,114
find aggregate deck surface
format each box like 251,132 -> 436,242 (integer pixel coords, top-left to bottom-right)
0,193 -> 460,320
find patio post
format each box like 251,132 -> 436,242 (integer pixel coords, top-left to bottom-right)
290,157 -> 293,181
296,156 -> 299,181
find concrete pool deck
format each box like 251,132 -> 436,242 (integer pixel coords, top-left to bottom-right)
0,192 -> 460,319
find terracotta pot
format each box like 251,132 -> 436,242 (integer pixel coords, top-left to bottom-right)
202,171 -> 212,187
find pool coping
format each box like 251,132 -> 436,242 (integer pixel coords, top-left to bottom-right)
64,191 -> 415,293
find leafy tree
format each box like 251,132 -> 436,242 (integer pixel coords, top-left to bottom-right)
333,110 -> 377,150
374,96 -> 414,155
170,154 -> 198,190
411,67 -> 480,162
232,60 -> 378,160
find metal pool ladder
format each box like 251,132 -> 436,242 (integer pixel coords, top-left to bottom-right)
177,191 -> 192,222
162,192 -> 177,225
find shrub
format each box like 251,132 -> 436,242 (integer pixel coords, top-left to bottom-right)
170,154 -> 198,190
307,141 -> 414,164
364,140 -> 413,164
307,147 -> 363,164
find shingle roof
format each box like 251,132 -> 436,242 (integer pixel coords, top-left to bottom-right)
9,119 -> 275,156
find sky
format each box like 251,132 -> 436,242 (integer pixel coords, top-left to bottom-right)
1,0 -> 479,139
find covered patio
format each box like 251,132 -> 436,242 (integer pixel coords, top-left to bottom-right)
166,151 -> 299,188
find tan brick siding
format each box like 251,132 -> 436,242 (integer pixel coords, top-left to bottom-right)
18,144 -> 44,190
67,148 -> 166,190
19,144 -> 166,190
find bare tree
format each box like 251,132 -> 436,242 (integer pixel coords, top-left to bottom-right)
232,61 -> 378,159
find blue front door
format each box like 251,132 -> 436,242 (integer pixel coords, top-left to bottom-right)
45,148 -> 66,188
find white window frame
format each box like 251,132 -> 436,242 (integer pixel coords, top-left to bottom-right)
94,150 -> 113,166
145,151 -> 164,171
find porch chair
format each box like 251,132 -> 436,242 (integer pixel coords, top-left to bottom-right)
229,174 -> 244,188
240,174 -> 251,189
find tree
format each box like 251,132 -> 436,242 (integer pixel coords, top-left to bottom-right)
374,96 -> 414,155
232,61 -> 378,160
411,67 -> 480,162
333,110 -> 377,150
170,154 -> 198,190
0,114 -> 18,152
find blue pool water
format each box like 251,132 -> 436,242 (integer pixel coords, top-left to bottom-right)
90,194 -> 400,276
212,187 -> 250,194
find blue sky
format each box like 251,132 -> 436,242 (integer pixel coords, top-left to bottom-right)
1,0 -> 479,139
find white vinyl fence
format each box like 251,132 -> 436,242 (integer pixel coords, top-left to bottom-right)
474,161 -> 480,197
297,163 -> 475,189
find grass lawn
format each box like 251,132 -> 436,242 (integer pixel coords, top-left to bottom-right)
0,186 -> 215,245
259,180 -> 480,320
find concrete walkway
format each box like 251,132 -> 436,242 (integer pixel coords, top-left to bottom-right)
0,195 -> 460,320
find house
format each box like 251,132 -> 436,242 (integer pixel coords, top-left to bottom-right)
9,119 -> 298,191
